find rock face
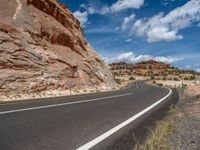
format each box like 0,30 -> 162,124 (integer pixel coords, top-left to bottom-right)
0,0 -> 116,96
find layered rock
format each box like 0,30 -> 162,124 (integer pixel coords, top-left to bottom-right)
0,0 -> 116,96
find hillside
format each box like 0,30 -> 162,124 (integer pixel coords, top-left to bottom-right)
0,0 -> 116,98
109,60 -> 199,83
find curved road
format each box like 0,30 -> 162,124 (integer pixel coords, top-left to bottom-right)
0,81 -> 177,150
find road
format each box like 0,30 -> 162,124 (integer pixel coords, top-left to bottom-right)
0,81 -> 177,150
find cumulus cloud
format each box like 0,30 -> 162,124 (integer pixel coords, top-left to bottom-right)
104,52 -> 183,64
79,4 -> 109,15
73,11 -> 88,27
185,63 -> 200,72
79,0 -> 144,16
121,14 -> 135,31
111,0 -> 144,12
131,0 -> 200,42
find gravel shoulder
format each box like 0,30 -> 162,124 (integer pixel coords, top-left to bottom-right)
134,81 -> 200,150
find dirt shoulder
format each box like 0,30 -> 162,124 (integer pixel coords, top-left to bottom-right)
135,81 -> 200,150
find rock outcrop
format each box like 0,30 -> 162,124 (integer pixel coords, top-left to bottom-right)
110,60 -> 199,80
0,0 -> 116,96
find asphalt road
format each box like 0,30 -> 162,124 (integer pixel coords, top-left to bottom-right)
0,81 -> 176,150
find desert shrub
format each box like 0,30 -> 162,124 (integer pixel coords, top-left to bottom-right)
173,77 -> 179,81
129,76 -> 135,80
115,78 -> 121,84
163,77 -> 167,80
150,75 -> 155,80
158,83 -> 163,86
189,76 -> 195,80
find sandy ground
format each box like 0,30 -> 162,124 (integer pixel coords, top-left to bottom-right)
0,80 -> 139,103
152,80 -> 200,97
0,86 -> 117,102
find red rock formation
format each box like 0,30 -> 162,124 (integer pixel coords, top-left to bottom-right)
0,0 -> 116,96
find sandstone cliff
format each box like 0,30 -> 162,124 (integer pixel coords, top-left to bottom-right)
0,0 -> 116,96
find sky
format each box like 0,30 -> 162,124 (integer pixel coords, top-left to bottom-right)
59,0 -> 200,72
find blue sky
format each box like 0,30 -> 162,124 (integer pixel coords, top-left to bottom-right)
59,0 -> 200,72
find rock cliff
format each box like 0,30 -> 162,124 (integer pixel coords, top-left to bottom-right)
0,0 -> 116,96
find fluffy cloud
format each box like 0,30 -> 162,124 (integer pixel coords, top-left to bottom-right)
131,0 -> 200,42
185,63 -> 200,72
99,6 -> 110,14
104,52 -> 183,64
121,14 -> 135,31
73,11 -> 88,27
79,0 -> 144,16
111,0 -> 144,12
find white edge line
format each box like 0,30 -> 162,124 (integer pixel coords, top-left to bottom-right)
76,88 -> 172,150
0,93 -> 133,115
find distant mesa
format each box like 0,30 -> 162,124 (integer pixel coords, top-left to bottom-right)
109,60 -> 199,80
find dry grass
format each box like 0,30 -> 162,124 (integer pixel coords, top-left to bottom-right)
134,84 -> 200,150
134,120 -> 177,150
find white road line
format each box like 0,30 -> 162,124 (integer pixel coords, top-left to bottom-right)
0,93 -> 133,115
76,88 -> 172,150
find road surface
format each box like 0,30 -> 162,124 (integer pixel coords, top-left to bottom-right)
0,81 -> 177,150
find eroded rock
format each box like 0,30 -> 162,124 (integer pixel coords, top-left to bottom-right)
0,0 -> 116,96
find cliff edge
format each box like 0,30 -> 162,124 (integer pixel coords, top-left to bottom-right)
0,0 -> 116,96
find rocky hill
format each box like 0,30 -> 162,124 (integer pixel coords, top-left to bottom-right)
0,0 -> 116,97
110,60 -> 198,81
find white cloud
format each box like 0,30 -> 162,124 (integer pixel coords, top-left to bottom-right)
99,6 -> 110,14
121,14 -> 135,31
87,7 -> 96,14
80,4 -> 87,9
131,0 -> 200,42
185,63 -> 200,72
126,38 -> 132,42
73,11 -> 88,27
104,51 -> 183,64
79,0 -> 144,16
111,0 -> 144,12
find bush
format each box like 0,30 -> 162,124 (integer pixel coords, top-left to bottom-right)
196,95 -> 200,99
129,76 -> 135,80
115,78 -> 121,84
189,76 -> 195,80
158,83 -> 163,86
173,77 -> 179,81
150,75 -> 155,80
